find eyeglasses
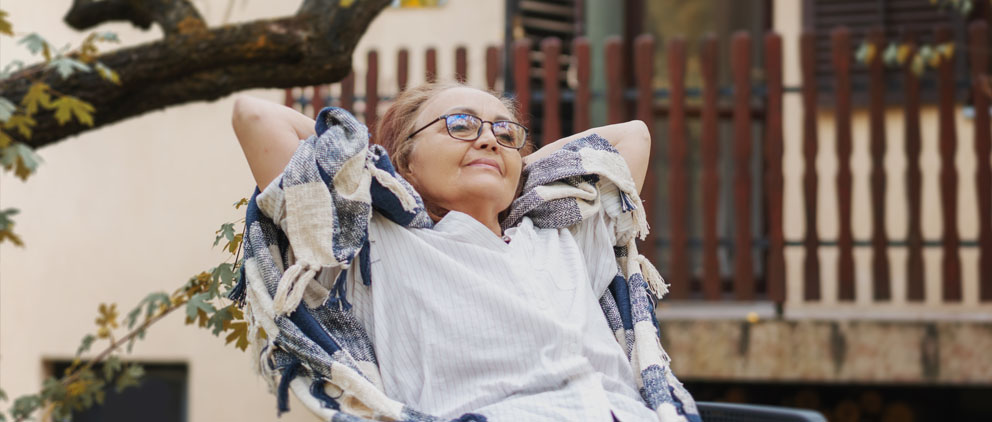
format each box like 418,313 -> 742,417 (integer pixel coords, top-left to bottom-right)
407,113 -> 529,150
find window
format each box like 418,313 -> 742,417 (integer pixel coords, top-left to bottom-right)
803,0 -> 973,105
48,361 -> 188,422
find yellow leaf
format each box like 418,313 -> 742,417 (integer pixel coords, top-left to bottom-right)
0,228 -> 23,246
225,321 -> 250,351
234,197 -> 249,209
51,96 -> 95,126
0,10 -> 13,36
227,233 -> 243,254
0,129 -> 12,148
96,303 -> 119,329
3,114 -> 36,138
13,155 -> 31,180
863,43 -> 877,64
896,44 -> 912,65
939,43 -> 954,60
21,82 -> 52,115
66,380 -> 89,397
95,62 -> 120,85
339,0 -> 356,7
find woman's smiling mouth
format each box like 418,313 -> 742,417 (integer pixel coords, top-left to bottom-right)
465,158 -> 502,175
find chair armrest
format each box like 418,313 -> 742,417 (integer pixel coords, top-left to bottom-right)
695,401 -> 827,422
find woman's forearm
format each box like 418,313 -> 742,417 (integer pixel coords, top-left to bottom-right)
523,120 -> 651,193
232,96 -> 316,189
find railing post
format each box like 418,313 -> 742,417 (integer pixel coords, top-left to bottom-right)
455,45 -> 467,83
397,48 -> 409,92
936,25 -> 961,302
665,35 -> 688,299
425,47 -> 437,83
764,31 -> 785,304
831,26 -> 855,302
365,50 -> 379,137
731,31 -> 754,301
700,34 -> 722,301
512,39 -> 532,144
867,27 -> 891,301
573,37 -> 591,134
970,21 -> 992,301
903,29 -> 925,302
541,37 -> 562,143
801,30 -> 821,301
485,45 -> 500,92
605,36 -> 625,125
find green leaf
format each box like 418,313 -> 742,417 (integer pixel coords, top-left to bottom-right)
1,142 -> 42,181
214,222 -> 235,246
0,97 -> 15,122
96,32 -> 119,43
0,208 -> 16,230
76,334 -> 96,356
126,305 -> 142,329
114,364 -> 144,393
185,292 -> 216,321
207,305 -> 235,336
0,60 -> 24,80
211,263 -> 234,297
18,33 -> 50,57
10,394 -> 41,420
143,292 -> 170,319
51,95 -> 95,126
882,43 -> 899,67
0,10 -> 13,36
103,356 -> 122,381
94,61 -> 121,85
960,0 -> 973,15
47,56 -> 91,79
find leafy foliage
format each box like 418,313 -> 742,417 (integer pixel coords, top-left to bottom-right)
1,199 -> 249,421
0,9 -> 119,247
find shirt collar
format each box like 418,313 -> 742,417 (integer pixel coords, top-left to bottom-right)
433,210 -> 509,250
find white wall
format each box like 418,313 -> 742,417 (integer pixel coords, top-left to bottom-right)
0,1 -> 504,421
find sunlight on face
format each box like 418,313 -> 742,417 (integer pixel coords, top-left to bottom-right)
405,87 -> 523,219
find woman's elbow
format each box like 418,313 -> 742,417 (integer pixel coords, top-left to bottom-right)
629,119 -> 652,148
232,95 -> 262,132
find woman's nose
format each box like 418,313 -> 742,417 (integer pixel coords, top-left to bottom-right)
473,123 -> 499,152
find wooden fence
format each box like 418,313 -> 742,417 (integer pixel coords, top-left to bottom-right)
285,22 -> 991,308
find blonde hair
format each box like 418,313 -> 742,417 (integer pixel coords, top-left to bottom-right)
374,81 -> 529,176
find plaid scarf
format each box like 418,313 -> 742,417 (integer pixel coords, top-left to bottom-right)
230,107 -> 701,422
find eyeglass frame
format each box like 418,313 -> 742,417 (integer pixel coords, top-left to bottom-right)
406,113 -> 529,150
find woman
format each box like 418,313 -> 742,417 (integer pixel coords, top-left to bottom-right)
232,81 -> 698,421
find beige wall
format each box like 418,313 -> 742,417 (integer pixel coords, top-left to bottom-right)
0,1 -> 503,421
774,0 -> 991,317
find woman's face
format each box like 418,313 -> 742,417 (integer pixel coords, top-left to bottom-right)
404,87 -> 523,218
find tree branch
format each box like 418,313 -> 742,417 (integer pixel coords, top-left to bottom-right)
4,0 -> 393,150
66,0 -> 205,36
64,0 -> 153,31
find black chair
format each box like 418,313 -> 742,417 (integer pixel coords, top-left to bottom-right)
696,402 -> 827,422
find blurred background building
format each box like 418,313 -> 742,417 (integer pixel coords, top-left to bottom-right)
2,0 -> 991,421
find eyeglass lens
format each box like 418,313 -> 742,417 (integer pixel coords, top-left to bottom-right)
445,114 -> 525,148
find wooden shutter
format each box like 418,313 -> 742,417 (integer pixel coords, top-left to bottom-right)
504,0 -> 581,142
804,0 -> 969,105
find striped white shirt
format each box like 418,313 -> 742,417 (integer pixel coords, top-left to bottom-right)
347,201 -> 658,421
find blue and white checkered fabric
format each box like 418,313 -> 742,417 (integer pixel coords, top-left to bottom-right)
230,107 -> 701,422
